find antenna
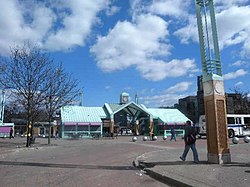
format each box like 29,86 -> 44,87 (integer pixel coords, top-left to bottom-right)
135,93 -> 138,104
79,89 -> 83,106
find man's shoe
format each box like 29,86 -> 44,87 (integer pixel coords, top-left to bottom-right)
193,160 -> 199,164
180,156 -> 185,161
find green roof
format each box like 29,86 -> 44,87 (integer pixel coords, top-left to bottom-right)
61,106 -> 107,123
60,104 -> 189,125
146,108 -> 190,124
105,102 -> 152,118
106,103 -> 126,113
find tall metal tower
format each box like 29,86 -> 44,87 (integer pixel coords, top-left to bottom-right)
195,0 -> 231,164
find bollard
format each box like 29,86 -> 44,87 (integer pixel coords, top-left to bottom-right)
232,137 -> 239,144
244,136 -> 250,143
143,136 -> 148,141
132,136 -> 137,142
152,136 -> 157,141
163,136 -> 167,140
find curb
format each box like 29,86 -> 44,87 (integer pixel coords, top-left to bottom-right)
144,168 -> 193,187
133,157 -> 192,187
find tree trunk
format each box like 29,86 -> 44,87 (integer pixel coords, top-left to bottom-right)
48,121 -> 51,144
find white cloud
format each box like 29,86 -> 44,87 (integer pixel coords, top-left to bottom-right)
140,93 -> 187,107
0,0 -> 55,55
44,1 -> 109,51
174,3 -> 250,57
147,0 -> 191,18
166,82 -> 193,93
216,6 -> 250,50
91,14 -> 198,81
214,0 -> 249,9
223,69 -> 248,80
0,0 -> 109,55
136,59 -> 198,81
231,60 -> 248,67
234,81 -> 244,87
138,81 -> 195,107
106,5 -> 120,16
173,15 -> 199,44
130,0 -> 191,19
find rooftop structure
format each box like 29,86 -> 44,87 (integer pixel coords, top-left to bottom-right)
60,93 -> 190,139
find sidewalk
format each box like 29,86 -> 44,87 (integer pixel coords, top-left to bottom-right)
0,137 -> 58,159
134,140 -> 250,187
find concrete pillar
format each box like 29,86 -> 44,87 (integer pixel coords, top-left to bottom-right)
135,120 -> 139,135
149,117 -> 154,138
110,118 -> 114,137
203,79 -> 231,164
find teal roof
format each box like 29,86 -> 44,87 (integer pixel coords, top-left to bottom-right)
60,104 -> 189,125
105,102 -> 152,118
106,103 -> 126,113
61,106 -> 107,123
146,108 -> 190,124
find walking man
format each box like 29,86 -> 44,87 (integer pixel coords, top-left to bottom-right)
180,120 -> 199,163
9,128 -> 14,139
170,126 -> 176,141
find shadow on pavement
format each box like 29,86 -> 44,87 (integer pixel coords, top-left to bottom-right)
140,160 -> 250,168
0,141 -> 26,147
0,160 -> 135,170
222,162 -> 250,168
139,160 -> 209,168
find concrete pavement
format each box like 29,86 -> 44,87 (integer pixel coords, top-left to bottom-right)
134,138 -> 250,187
1,136 -> 249,187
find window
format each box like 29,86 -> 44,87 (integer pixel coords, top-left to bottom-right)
90,126 -> 101,131
227,117 -> 235,124
77,126 -> 88,131
64,126 -> 76,131
244,117 -> 250,130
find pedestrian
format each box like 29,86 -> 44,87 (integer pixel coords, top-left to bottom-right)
170,126 -> 176,141
180,120 -> 199,163
150,131 -> 154,141
55,129 -> 59,140
9,128 -> 14,139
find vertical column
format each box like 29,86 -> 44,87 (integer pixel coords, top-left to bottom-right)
110,118 -> 114,138
195,0 -> 231,164
135,120 -> 139,136
149,117 -> 153,138
203,79 -> 231,163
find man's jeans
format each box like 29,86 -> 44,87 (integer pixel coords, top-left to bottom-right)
181,143 -> 199,162
170,134 -> 176,141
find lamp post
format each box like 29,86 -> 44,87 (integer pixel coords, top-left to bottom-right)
0,89 -> 5,124
195,0 -> 231,164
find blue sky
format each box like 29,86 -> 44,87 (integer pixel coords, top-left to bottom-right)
0,0 -> 249,107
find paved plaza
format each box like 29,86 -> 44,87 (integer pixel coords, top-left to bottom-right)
0,136 -> 249,187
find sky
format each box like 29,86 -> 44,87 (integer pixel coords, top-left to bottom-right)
0,0 -> 249,107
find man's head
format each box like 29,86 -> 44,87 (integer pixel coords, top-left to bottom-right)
186,120 -> 192,126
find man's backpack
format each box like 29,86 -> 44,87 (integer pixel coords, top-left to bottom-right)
186,133 -> 196,145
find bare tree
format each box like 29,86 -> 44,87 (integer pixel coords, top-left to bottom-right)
1,43 -> 51,147
1,43 -> 80,145
45,63 -> 80,144
229,87 -> 250,114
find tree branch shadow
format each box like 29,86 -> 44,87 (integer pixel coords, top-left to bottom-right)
0,160 -> 135,170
